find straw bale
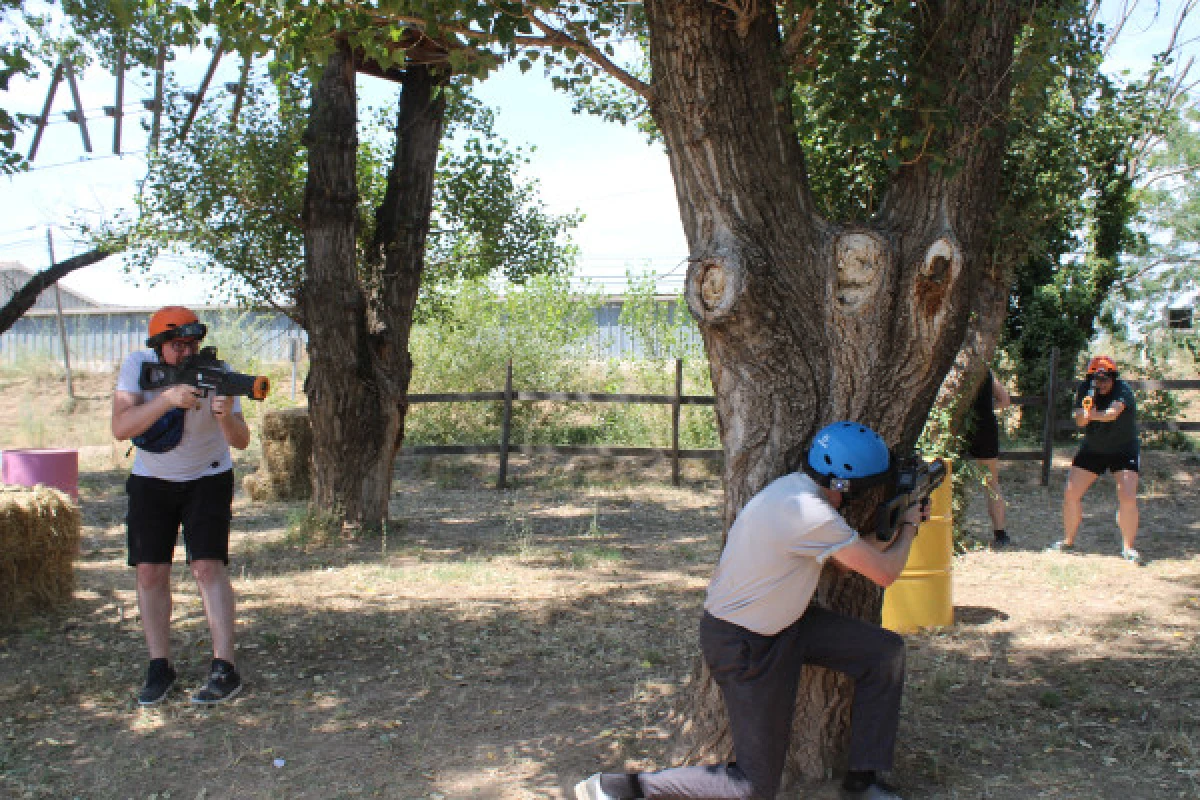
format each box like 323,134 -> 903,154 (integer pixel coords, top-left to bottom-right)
245,407 -> 312,502
0,484 -> 81,628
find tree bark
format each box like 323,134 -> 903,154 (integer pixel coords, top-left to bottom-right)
643,0 -> 1028,784
0,248 -> 113,336
300,43 -> 446,531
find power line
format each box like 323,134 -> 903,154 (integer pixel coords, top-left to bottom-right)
19,149 -> 148,173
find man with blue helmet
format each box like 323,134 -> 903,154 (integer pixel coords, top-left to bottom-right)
575,422 -> 926,800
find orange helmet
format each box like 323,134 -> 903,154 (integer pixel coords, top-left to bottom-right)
146,306 -> 207,349
1086,355 -> 1118,377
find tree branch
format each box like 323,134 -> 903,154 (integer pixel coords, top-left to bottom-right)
521,7 -> 652,100
0,247 -> 114,336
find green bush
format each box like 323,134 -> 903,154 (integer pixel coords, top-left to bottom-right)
403,272 -> 722,450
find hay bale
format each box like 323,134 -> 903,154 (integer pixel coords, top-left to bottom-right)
0,484 -> 81,629
245,407 -> 312,502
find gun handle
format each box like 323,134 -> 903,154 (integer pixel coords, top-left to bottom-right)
251,376 -> 270,401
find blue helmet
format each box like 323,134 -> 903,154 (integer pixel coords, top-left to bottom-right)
805,421 -> 892,492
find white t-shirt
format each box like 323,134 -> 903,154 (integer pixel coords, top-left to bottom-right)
116,349 -> 242,482
704,472 -> 859,635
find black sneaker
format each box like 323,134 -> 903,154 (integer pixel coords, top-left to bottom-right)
137,658 -> 176,706
190,658 -> 242,705
992,531 -> 1013,549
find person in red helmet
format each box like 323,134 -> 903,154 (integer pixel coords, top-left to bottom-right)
1049,355 -> 1143,564
111,306 -> 251,705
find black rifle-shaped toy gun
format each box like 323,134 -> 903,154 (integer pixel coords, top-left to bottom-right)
875,454 -> 948,541
139,346 -> 270,401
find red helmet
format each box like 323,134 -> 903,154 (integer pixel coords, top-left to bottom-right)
1086,355 -> 1118,377
146,306 -> 207,349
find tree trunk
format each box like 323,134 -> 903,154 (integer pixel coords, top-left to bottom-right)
643,0 -> 1027,784
368,64 -> 448,477
300,44 -> 447,531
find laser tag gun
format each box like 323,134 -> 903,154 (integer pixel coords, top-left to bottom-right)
139,346 -> 270,401
875,454 -> 948,541
1081,385 -> 1095,413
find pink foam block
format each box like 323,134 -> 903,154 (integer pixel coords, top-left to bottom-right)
2,448 -> 80,499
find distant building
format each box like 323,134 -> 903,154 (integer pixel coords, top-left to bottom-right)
0,261 -> 105,311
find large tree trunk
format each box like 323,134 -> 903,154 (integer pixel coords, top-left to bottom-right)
643,0 -> 1027,784
300,44 -> 447,531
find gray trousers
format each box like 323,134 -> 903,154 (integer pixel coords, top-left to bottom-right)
621,608 -> 906,799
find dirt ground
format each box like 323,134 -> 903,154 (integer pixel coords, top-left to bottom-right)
1,370 -> 1199,799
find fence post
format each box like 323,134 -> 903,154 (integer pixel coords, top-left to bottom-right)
289,337 -> 300,401
46,229 -> 74,400
672,358 -> 682,487
497,359 -> 513,490
1040,347 -> 1059,486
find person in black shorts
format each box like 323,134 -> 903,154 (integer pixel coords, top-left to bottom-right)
964,369 -> 1012,548
112,306 -> 252,705
1050,355 -> 1142,564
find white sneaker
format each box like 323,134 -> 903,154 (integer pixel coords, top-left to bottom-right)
1121,547 -> 1143,565
574,774 -> 615,800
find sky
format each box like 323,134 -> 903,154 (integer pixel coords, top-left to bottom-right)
0,1 -> 1194,307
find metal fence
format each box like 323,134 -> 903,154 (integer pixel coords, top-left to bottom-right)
0,307 -> 305,368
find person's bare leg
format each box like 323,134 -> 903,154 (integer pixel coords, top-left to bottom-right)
191,560 -> 236,663
1114,470 -> 1140,551
980,458 -> 1006,532
1061,466 -> 1098,546
136,563 -> 173,659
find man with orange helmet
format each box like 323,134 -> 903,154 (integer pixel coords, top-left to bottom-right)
1049,355 -> 1142,564
111,306 -> 252,705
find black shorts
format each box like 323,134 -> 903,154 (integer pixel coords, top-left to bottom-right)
1072,448 -> 1139,476
126,470 -> 235,566
966,416 -> 1000,460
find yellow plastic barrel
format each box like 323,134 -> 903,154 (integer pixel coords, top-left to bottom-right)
881,459 -> 953,632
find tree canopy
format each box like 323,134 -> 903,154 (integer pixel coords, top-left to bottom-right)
130,67 -> 577,316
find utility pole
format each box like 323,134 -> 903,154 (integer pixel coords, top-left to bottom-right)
46,229 -> 75,400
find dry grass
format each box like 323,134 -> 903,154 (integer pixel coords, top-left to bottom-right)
0,485 -> 81,627
0,372 -> 1198,799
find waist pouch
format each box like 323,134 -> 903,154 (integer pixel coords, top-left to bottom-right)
132,407 -> 186,453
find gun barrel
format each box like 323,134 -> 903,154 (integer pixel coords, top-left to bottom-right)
138,361 -> 270,400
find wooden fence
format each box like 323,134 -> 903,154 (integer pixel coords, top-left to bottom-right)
402,351 -> 1199,488
404,360 -> 719,488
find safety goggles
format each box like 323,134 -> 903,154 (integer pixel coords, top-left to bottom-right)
167,321 -> 208,341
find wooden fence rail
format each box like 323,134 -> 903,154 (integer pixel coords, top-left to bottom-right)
404,359 -> 720,488
400,352 -> 1199,488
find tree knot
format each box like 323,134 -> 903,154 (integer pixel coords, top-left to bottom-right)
687,257 -> 743,323
834,230 -> 890,312
914,236 -> 962,320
